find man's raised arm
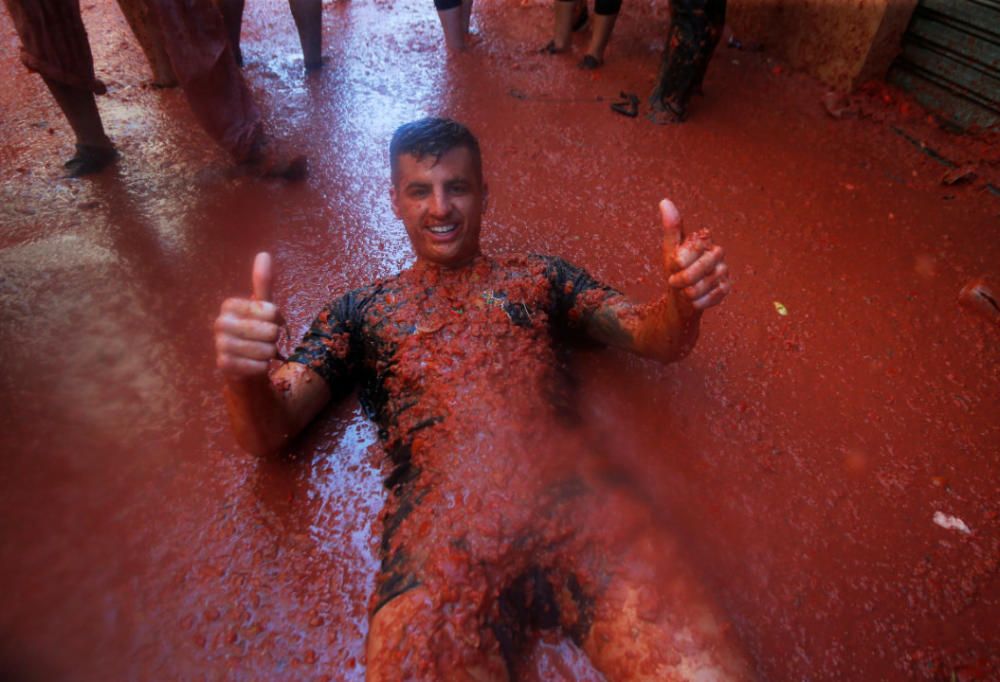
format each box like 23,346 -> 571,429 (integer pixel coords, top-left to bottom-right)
585,199 -> 731,364
214,252 -> 331,456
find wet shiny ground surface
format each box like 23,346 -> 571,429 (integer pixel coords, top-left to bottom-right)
1,1 -> 998,680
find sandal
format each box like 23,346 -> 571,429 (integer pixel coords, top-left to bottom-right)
578,54 -> 601,70
610,91 -> 639,118
63,144 -> 118,177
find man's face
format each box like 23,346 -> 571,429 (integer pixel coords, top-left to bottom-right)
390,146 -> 487,268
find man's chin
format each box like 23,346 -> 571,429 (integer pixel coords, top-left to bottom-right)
419,246 -> 479,268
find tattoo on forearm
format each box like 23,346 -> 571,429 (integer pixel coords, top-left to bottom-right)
588,304 -> 637,349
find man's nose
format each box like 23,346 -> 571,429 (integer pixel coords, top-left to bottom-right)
429,188 -> 451,218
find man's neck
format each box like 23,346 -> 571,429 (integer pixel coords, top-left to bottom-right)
415,252 -> 485,271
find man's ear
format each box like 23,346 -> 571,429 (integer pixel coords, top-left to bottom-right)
389,185 -> 402,219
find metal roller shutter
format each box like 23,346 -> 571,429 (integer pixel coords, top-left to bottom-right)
888,0 -> 1000,131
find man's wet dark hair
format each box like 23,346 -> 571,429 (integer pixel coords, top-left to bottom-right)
390,117 -> 482,185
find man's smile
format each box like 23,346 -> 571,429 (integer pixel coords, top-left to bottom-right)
426,223 -> 461,238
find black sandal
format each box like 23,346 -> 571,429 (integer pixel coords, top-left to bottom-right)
63,144 -> 118,177
610,91 -> 639,118
578,54 -> 601,70
540,40 -> 567,55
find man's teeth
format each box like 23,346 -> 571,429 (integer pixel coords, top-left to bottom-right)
429,224 -> 458,234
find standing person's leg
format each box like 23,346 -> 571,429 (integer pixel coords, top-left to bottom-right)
41,76 -> 118,175
213,0 -> 246,66
41,77 -> 111,149
288,0 -> 323,68
541,0 -> 579,54
690,0 -> 725,93
2,0 -> 117,175
649,0 -> 726,123
435,0 -> 466,50
460,0 -> 473,38
144,0 -> 303,177
116,0 -> 178,85
579,0 -> 620,69
145,0 -> 261,161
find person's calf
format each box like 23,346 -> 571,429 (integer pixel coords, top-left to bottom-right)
546,0 -> 578,53
437,5 -> 468,50
41,78 -> 112,148
580,11 -> 617,68
289,0 -> 323,68
215,0 -> 246,66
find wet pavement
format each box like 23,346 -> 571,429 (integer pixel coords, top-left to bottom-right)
1,1 -> 998,680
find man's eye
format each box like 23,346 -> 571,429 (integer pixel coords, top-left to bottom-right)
448,185 -> 469,195
409,188 -> 430,198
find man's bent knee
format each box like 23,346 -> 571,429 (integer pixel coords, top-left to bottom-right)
367,587 -> 433,681
366,587 -> 508,682
583,581 -> 754,681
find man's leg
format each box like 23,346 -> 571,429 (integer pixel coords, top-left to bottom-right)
145,0 -> 262,162
288,0 -> 323,69
40,77 -> 112,150
544,0 -> 577,53
435,0 -> 467,51
583,578 -> 752,680
143,0 -> 303,177
213,0 -> 246,66
648,0 -> 726,123
577,520 -> 753,682
1,0 -> 117,175
367,587 -> 508,682
116,0 -> 178,85
40,76 -> 117,176
568,484 -> 752,680
460,0 -> 474,37
579,0 -> 620,69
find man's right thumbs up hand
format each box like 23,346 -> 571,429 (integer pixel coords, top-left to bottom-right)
215,252 -> 283,379
659,199 -> 730,313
